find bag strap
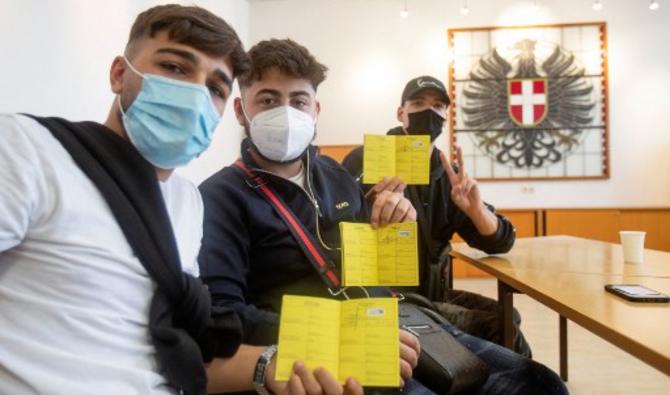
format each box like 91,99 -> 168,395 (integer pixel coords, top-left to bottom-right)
232,160 -> 342,292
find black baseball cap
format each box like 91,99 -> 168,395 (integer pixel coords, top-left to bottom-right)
401,76 -> 451,106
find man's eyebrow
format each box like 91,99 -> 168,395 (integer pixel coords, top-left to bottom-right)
255,88 -> 281,97
156,47 -> 233,89
289,90 -> 312,98
155,47 -> 199,64
213,69 -> 233,89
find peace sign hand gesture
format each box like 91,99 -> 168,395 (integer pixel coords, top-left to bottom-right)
439,144 -> 482,217
439,144 -> 499,236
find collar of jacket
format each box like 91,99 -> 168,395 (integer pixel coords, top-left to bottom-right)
240,138 -> 319,172
386,126 -> 444,182
238,138 -> 321,193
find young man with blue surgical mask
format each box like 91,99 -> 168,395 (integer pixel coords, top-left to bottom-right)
0,5 -> 358,395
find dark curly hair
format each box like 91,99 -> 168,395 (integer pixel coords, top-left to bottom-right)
126,4 -> 249,77
239,38 -> 328,90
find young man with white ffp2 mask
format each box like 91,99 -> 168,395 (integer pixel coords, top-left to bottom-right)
198,38 -> 422,393
243,97 -> 317,164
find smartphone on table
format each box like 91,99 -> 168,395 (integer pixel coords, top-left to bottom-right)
605,284 -> 670,303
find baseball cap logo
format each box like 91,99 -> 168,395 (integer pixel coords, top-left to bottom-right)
417,78 -> 441,89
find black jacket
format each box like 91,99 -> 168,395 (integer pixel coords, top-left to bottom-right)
342,127 -> 515,295
198,139 -> 369,345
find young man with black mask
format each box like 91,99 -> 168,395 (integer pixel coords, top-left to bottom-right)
200,45 -> 567,395
342,76 -> 531,357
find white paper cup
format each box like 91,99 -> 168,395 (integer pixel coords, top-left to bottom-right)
619,231 -> 646,264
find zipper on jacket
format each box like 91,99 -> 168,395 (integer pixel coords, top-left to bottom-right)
249,154 -> 339,252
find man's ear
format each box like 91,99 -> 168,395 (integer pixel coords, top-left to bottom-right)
109,56 -> 126,95
233,97 -> 247,127
311,101 -> 321,142
396,105 -> 404,123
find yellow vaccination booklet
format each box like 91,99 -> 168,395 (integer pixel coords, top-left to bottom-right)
275,295 -> 400,387
340,222 -> 419,286
362,134 -> 430,185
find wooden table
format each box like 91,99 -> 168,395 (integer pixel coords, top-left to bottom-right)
449,236 -> 670,380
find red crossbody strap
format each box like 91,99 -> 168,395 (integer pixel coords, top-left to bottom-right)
233,160 -> 341,289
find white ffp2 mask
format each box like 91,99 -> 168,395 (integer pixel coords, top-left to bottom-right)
246,105 -> 316,163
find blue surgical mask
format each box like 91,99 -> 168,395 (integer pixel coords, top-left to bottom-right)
118,56 -> 220,169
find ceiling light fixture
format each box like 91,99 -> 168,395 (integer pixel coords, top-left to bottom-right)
400,0 -> 409,18
460,0 -> 470,16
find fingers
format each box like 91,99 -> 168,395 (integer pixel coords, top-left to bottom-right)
387,176 -> 407,194
400,342 -> 418,372
370,191 -> 397,228
403,206 -> 417,222
387,196 -> 413,224
378,191 -> 402,227
455,143 -> 465,172
400,329 -> 421,358
369,190 -> 386,228
440,151 -> 458,185
371,190 -> 418,228
400,358 -> 413,383
462,177 -> 476,198
313,368 -> 344,395
292,362 -> 324,395
399,329 -> 420,383
450,179 -> 463,202
365,176 -> 406,200
287,372 -> 307,395
343,377 -> 363,395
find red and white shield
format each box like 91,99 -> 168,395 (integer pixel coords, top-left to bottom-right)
508,79 -> 548,127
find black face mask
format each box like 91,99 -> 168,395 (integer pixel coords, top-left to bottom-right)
406,109 -> 445,141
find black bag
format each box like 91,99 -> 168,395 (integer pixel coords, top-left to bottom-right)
400,293 -> 489,395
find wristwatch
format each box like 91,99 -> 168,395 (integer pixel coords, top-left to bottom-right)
253,344 -> 278,395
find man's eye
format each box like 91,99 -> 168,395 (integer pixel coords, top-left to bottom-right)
292,101 -> 307,109
160,63 -> 185,75
261,98 -> 274,105
209,85 -> 225,100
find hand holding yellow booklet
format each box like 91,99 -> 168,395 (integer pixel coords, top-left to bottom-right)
363,134 -> 431,185
275,295 -> 400,387
340,222 -> 419,286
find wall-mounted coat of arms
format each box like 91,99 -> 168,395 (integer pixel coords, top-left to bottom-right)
448,22 -> 609,180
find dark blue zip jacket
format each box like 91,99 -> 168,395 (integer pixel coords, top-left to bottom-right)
198,139 -> 369,345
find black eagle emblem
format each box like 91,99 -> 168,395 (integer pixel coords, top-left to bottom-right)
461,39 -> 596,168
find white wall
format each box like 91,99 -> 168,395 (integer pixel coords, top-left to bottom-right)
0,0 -> 251,185
248,0 -> 670,208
